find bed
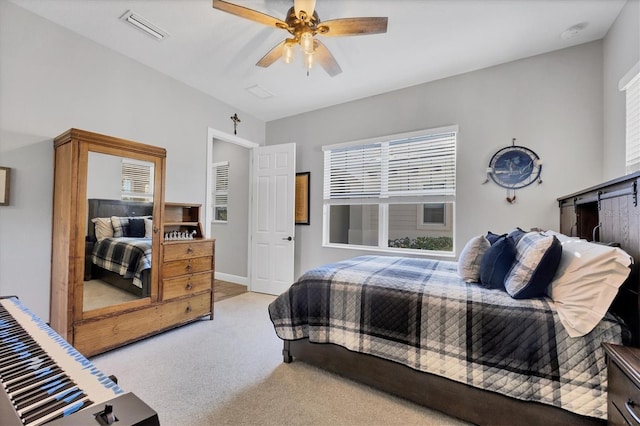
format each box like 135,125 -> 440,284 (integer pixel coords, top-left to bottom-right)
269,230 -> 638,425
85,199 -> 154,298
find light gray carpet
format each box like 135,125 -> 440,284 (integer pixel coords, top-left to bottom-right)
90,292 -> 468,426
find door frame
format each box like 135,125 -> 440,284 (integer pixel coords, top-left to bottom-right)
206,127 -> 259,288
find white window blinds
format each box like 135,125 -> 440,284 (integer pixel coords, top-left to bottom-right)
121,159 -> 154,201
621,62 -> 640,174
212,161 -> 229,222
323,129 -> 456,200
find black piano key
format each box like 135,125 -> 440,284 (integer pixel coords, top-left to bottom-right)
2,358 -> 54,382
5,366 -> 63,394
15,380 -> 75,411
9,371 -> 69,402
21,389 -> 87,425
31,397 -> 95,426
0,350 -> 47,375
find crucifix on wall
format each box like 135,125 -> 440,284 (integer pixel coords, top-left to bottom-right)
230,113 -> 241,135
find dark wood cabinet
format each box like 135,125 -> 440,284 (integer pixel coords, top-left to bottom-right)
557,171 -> 640,260
604,343 -> 640,425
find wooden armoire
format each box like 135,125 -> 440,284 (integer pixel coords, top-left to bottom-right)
50,128 -> 214,357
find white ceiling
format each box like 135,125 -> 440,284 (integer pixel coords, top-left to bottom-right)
10,0 -> 627,122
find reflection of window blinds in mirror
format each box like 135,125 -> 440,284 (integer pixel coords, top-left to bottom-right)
121,159 -> 154,201
620,61 -> 640,174
212,161 -> 229,222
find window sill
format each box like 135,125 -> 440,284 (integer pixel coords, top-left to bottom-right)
323,243 -> 456,259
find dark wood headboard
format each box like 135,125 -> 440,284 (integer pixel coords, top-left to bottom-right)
558,171 -> 640,346
87,199 -> 154,239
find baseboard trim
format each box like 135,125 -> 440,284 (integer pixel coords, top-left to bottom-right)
215,272 -> 248,286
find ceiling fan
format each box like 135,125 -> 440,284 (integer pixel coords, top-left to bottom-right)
212,0 -> 388,76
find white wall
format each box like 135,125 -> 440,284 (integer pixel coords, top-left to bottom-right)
603,0 -> 640,179
267,42 -> 605,278
0,1 -> 265,320
210,139 -> 250,279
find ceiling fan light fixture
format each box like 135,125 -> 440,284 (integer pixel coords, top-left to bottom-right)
300,31 -> 314,55
304,51 -> 314,70
283,42 -> 295,64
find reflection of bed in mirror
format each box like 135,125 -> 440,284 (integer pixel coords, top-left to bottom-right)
85,198 -> 154,299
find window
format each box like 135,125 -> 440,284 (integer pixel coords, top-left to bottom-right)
323,126 -> 457,254
211,161 -> 229,223
621,61 -> 640,174
121,159 -> 154,202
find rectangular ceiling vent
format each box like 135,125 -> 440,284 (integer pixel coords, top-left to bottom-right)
246,85 -> 274,99
120,10 -> 169,41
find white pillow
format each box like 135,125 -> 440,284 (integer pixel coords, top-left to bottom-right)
91,217 -> 113,241
144,218 -> 153,238
457,235 -> 490,283
541,230 -> 582,244
547,239 -> 632,337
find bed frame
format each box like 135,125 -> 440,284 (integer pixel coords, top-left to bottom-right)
281,173 -> 640,426
283,267 -> 638,426
85,198 -> 154,298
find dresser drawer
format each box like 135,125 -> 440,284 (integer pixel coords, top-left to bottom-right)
73,293 -> 212,357
163,271 -> 213,300
163,240 -> 214,261
609,360 -> 640,425
162,256 -> 213,279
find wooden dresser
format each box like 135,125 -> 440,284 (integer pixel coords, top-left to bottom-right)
161,203 -> 215,320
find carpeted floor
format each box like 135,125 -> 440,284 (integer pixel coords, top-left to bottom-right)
90,292 -> 468,426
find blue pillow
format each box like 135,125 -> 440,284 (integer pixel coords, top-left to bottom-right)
507,227 -> 527,244
480,236 -> 517,290
485,231 -> 506,245
505,234 -> 563,299
126,218 -> 146,238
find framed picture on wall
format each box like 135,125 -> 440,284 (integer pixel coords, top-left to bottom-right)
295,172 -> 310,225
0,167 -> 10,206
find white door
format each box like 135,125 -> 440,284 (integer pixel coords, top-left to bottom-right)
250,143 -> 296,295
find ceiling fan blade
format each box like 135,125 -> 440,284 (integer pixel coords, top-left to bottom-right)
318,17 -> 388,37
256,40 -> 287,68
294,0 -> 316,19
212,0 -> 287,28
314,40 -> 342,77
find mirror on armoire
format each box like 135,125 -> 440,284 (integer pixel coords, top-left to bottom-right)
82,151 -> 157,313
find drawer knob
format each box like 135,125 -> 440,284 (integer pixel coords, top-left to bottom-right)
626,399 -> 640,424
185,305 -> 192,313
186,264 -> 192,272
187,247 -> 194,254
186,282 -> 193,290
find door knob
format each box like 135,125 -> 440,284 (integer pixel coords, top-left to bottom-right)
282,236 -> 293,241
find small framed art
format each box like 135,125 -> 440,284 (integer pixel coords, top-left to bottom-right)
0,167 -> 10,206
295,172 -> 310,225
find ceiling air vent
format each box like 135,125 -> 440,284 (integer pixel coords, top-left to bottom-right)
120,10 -> 168,41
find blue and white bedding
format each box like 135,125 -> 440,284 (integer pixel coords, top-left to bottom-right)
268,255 -> 626,420
91,237 -> 152,288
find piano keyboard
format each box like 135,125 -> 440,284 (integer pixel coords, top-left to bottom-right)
0,296 -> 158,426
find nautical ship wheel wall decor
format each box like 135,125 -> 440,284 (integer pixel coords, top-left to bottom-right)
483,138 -> 543,203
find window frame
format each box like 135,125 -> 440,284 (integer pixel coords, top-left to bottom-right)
121,158 -> 154,202
211,161 -> 229,224
416,202 -> 452,231
620,61 -> 640,174
322,126 -> 457,256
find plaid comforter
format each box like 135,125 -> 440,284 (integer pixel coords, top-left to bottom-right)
269,255 -> 625,419
91,237 -> 152,288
